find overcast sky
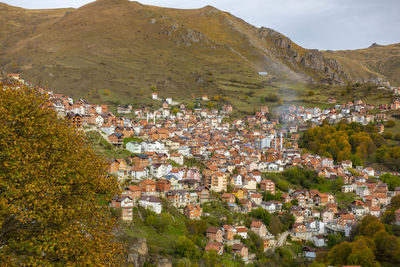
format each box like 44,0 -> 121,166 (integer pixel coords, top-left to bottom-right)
3,0 -> 400,50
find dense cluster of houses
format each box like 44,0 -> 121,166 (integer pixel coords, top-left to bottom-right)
204,220 -> 275,261
24,77 -> 398,258
280,98 -> 399,127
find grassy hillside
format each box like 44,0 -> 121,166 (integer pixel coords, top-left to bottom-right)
324,43 -> 400,85
0,0 -> 398,112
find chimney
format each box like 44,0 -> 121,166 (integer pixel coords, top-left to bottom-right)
146,112 -> 149,122
274,131 -> 277,150
280,131 -> 283,151
153,111 -> 156,124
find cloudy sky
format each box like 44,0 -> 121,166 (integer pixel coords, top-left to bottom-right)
3,0 -> 400,50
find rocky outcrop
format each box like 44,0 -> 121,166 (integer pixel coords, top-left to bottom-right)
126,238 -> 149,267
124,237 -> 173,267
299,50 -> 348,84
157,257 -> 172,267
257,27 -> 349,84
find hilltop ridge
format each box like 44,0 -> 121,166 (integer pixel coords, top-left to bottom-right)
0,0 -> 398,105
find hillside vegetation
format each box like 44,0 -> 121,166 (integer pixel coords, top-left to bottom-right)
300,122 -> 400,171
0,0 -> 398,110
324,43 -> 400,85
0,82 -> 121,265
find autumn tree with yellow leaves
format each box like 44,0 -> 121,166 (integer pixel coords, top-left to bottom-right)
0,83 -> 123,265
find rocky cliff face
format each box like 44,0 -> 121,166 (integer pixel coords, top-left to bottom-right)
126,238 -> 149,266
125,237 -> 172,267
256,27 -> 350,85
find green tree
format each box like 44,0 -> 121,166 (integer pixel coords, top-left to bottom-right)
390,195 -> 400,210
248,208 -> 271,226
362,220 -> 385,238
350,154 -> 363,167
328,241 -> 352,265
187,101 -> 195,110
379,173 -> 400,191
375,146 -> 388,163
278,212 -> 295,231
0,83 -> 121,265
386,120 -> 396,128
175,236 -> 200,260
347,237 -> 379,267
347,247 -> 378,267
384,131 -> 393,139
359,215 -> 383,237
373,230 -> 400,264
327,234 -> 344,248
203,250 -> 221,267
381,210 -> 395,224
269,216 -> 282,236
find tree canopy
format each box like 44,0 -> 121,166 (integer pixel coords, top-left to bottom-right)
300,122 -> 400,170
0,83 -> 121,265
323,215 -> 400,266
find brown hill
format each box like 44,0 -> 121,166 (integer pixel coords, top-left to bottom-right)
323,43 -> 400,85
0,0 -> 397,105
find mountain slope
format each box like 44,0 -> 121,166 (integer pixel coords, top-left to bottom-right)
324,43 -> 400,85
0,0 -> 397,105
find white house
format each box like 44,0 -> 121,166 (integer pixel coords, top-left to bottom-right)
345,222 -> 356,237
111,195 -> 134,208
352,205 -> 367,217
341,160 -> 353,169
111,196 -> 134,221
244,178 -> 257,190
341,185 -> 354,193
170,153 -> 184,166
265,162 -> 284,172
141,141 -> 155,153
235,226 -> 248,239
94,105 -> 102,114
168,168 -> 184,180
250,171 -> 262,183
260,201 -> 276,212
100,124 -> 115,136
139,196 -> 162,214
321,158 -> 334,168
131,167 -> 148,180
141,141 -> 165,153
150,163 -> 171,178
363,167 -> 375,177
232,174 -> 243,186
94,115 -> 104,127
126,142 -> 142,154
321,210 -> 334,223
306,219 -> 325,234
162,108 -> 171,118
164,175 -> 182,190
354,184 -> 370,197
312,235 -> 325,247
178,146 -> 191,157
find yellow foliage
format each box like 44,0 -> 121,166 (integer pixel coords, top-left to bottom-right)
0,83 -> 123,265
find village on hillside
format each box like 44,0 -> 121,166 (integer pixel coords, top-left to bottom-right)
7,73 -> 400,262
